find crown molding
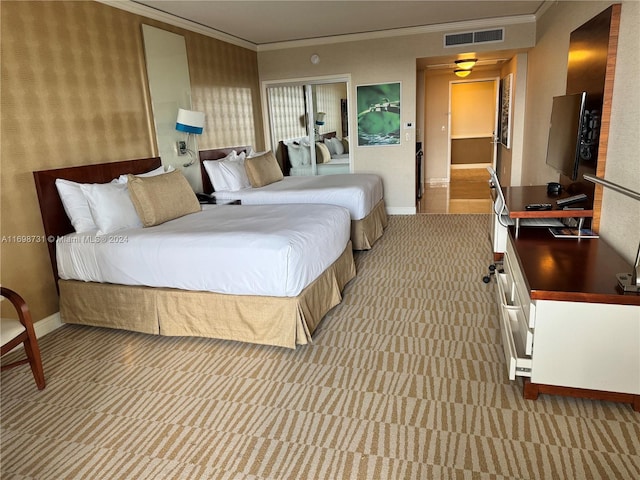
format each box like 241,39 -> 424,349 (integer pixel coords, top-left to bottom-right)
96,0 -> 258,51
98,1 -> 540,54
257,15 -> 537,52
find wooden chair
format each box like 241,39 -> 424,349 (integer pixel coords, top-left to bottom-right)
1,287 -> 46,389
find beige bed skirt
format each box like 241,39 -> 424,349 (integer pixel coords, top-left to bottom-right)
59,242 -> 356,349
351,199 -> 388,250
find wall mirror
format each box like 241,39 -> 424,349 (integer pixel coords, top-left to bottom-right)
142,24 -> 202,190
265,78 -> 350,177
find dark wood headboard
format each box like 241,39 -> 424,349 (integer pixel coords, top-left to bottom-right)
279,132 -> 337,176
33,157 -> 162,286
199,146 -> 251,194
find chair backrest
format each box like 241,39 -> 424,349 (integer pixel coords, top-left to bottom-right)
487,167 -> 516,228
0,287 -> 46,389
487,167 -> 507,215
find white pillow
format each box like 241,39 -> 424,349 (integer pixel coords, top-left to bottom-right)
219,158 -> 251,191
331,137 -> 345,155
80,182 -> 142,235
247,147 -> 268,158
324,138 -> 337,155
287,144 -> 305,167
55,179 -> 98,233
116,165 -> 175,183
203,151 -> 238,191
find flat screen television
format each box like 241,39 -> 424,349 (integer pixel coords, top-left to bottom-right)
545,92 -> 587,181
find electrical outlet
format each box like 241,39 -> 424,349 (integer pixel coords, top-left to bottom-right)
177,141 -> 187,155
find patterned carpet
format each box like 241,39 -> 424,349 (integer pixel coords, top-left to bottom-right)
2,215 -> 639,479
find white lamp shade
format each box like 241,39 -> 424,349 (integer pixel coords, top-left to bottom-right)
176,108 -> 205,134
315,112 -> 326,126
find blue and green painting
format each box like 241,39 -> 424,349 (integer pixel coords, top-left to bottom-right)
356,82 -> 401,146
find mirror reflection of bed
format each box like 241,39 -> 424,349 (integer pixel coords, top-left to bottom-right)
279,131 -> 350,176
266,81 -> 350,177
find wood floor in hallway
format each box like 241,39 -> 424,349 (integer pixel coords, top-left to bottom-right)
418,166 -> 493,214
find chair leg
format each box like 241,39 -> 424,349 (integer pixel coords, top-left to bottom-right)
23,335 -> 46,390
482,261 -> 504,283
1,287 -> 46,390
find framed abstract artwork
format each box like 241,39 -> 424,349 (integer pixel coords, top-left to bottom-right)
499,73 -> 513,149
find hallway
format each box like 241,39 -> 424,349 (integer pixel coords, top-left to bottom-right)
417,166 -> 493,214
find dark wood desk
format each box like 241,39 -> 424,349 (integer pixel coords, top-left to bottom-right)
501,227 -> 640,411
510,227 -> 639,306
502,185 -> 593,219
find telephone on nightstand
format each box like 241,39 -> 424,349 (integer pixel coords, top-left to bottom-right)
196,192 -> 216,203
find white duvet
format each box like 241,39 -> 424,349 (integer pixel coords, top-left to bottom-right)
212,174 -> 383,220
57,204 -> 351,297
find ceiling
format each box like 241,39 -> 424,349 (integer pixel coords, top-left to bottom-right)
133,1 -> 548,46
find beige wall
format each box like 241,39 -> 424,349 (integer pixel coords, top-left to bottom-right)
524,1 -> 640,263
258,23 -> 536,213
0,1 -> 262,322
451,81 -> 496,138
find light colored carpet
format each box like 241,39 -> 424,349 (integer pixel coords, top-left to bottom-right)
2,215 -> 639,479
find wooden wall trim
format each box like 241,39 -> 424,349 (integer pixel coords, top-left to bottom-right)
592,3 -> 621,231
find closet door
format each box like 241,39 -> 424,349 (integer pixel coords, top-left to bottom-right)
266,80 -> 350,177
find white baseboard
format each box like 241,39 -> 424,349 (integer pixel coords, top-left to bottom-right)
427,178 -> 449,184
3,312 -> 63,355
387,207 -> 416,215
450,163 -> 491,169
35,312 -> 64,339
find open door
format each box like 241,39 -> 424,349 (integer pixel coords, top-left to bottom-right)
449,78 -> 499,179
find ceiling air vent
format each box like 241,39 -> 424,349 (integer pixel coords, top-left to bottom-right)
444,28 -> 504,47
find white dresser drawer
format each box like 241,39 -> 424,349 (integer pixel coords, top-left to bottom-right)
505,236 -> 536,328
496,272 -> 516,307
499,304 -> 532,380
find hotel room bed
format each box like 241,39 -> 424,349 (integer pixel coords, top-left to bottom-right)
199,147 -> 388,250
33,157 -> 356,349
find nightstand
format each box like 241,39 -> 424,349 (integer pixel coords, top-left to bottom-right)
197,193 -> 241,205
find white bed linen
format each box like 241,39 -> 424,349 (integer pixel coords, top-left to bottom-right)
291,156 -> 350,176
290,162 -> 350,176
57,204 -> 351,297
213,174 -> 383,220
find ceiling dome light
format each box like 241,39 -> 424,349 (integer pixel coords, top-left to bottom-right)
455,58 -> 478,70
454,69 -> 472,78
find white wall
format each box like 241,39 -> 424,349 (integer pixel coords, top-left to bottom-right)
451,81 -> 496,137
258,21 -> 536,214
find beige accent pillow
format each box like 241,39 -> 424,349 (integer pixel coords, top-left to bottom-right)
127,170 -> 200,227
315,142 -> 331,164
244,151 -> 283,187
342,137 -> 349,153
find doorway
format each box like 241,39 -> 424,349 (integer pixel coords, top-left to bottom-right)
419,76 -> 498,213
449,78 -> 497,211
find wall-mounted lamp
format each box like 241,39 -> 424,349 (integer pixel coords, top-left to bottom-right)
454,69 -> 472,78
314,112 -> 326,139
175,108 -> 205,167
